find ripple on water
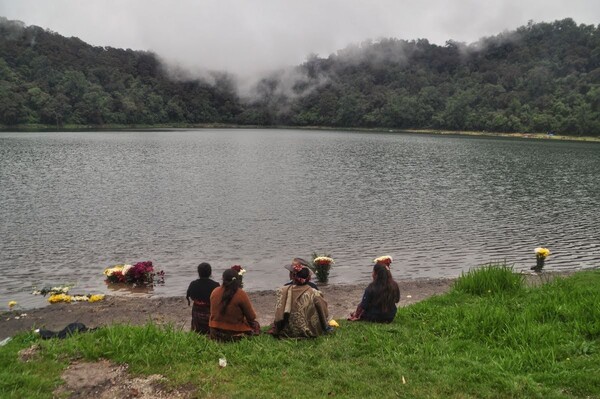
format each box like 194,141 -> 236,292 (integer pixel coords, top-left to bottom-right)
0,130 -> 599,308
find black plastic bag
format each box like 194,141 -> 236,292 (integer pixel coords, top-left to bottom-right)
38,322 -> 90,339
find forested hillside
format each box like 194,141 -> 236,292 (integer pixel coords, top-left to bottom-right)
0,18 -> 242,126
1,17 -> 599,135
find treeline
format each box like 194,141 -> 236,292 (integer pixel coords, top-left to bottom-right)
0,18 -> 241,126
1,17 -> 600,135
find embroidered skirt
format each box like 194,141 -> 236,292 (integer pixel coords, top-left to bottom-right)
191,303 -> 211,334
209,321 -> 261,342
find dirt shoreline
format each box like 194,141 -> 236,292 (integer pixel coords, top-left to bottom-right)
1,278 -> 454,340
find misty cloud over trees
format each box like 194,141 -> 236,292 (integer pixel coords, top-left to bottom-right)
1,17 -> 599,135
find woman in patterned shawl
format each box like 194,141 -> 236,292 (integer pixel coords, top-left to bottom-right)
272,265 -> 329,338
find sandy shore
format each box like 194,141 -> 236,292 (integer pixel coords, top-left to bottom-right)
0,278 -> 454,340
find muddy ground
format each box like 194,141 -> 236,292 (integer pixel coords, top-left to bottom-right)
1,278 -> 454,339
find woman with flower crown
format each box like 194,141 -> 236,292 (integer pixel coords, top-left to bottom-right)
186,262 -> 220,334
348,256 -> 400,323
209,267 -> 260,341
271,263 -> 329,338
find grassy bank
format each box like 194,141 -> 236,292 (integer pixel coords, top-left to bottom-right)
1,267 -> 599,398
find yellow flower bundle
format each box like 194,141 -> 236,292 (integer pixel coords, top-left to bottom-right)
88,294 -> 105,303
47,293 -> 106,304
103,264 -> 125,276
48,293 -> 72,303
534,247 -> 551,259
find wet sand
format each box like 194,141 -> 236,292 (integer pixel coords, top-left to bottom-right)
1,278 -> 454,339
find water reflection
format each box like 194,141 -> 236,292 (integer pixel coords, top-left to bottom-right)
105,283 -> 155,297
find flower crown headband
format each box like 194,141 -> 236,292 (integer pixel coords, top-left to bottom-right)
230,265 -> 246,276
292,264 -> 304,272
373,255 -> 393,265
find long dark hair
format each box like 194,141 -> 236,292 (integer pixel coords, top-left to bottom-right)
366,263 -> 400,312
220,269 -> 241,315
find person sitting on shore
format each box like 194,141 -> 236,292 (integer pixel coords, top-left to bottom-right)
284,258 -> 319,290
186,262 -> 220,334
209,268 -> 260,341
348,262 -> 400,323
272,265 -> 329,338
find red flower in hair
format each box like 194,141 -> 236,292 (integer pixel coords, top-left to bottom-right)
293,264 -> 304,272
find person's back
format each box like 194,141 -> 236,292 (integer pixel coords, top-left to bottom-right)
210,286 -> 256,332
186,262 -> 220,334
360,279 -> 400,322
349,261 -> 400,323
209,268 -> 259,341
273,267 -> 329,338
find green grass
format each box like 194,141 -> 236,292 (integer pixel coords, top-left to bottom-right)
452,262 -> 526,296
1,268 -> 599,398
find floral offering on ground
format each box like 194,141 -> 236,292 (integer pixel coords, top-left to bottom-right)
31,284 -> 105,304
47,293 -> 105,304
32,285 -> 72,296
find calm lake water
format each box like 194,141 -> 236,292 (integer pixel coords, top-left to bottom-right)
1,129 -> 599,309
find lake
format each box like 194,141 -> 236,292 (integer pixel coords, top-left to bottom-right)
1,129 -> 599,309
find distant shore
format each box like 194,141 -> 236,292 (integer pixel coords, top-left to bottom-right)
1,124 -> 599,143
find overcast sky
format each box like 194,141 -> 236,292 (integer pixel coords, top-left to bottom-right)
1,0 -> 599,78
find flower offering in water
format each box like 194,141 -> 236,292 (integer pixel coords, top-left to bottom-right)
311,253 -> 335,283
534,247 -> 551,259
104,261 -> 164,286
313,256 -> 335,266
532,247 -> 551,272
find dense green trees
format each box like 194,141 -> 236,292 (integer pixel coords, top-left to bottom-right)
1,17 -> 599,135
0,18 -> 241,127
265,18 -> 599,135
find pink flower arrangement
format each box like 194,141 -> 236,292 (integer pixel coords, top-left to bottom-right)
104,261 -> 164,286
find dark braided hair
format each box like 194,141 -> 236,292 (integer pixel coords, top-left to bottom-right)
219,269 -> 241,315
